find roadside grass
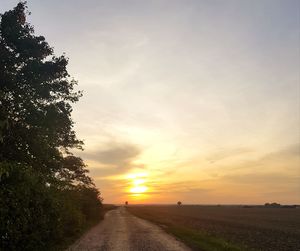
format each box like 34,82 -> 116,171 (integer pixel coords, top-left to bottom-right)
127,208 -> 250,251
54,204 -> 118,251
168,226 -> 247,251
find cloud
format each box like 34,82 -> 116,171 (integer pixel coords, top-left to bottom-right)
90,143 -> 140,167
209,143 -> 300,173
145,180 -> 213,195
79,141 -> 143,176
223,172 -> 300,185
259,143 -> 300,163
206,147 -> 254,163
217,145 -> 300,190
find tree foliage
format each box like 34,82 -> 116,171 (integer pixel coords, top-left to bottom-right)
0,3 -> 103,250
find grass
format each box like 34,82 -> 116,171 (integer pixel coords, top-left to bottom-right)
55,204 -> 118,251
167,226 -> 246,251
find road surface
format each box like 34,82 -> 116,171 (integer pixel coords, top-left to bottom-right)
67,207 -> 191,251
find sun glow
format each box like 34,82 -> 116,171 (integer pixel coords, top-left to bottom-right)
126,172 -> 148,179
127,173 -> 149,196
133,179 -> 146,186
130,186 -> 148,193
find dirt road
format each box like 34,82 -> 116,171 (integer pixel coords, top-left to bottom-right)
67,207 -> 191,251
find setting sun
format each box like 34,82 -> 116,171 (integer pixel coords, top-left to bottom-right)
126,173 -> 149,196
130,186 -> 148,194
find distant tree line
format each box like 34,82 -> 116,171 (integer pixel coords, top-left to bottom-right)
264,202 -> 281,208
264,202 -> 297,208
0,3 -> 103,250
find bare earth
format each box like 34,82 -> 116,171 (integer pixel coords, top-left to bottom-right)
67,207 -> 191,251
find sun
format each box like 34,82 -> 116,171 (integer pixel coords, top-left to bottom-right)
127,173 -> 149,196
133,179 -> 146,186
130,186 -> 148,194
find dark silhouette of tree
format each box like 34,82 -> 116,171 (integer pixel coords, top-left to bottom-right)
264,202 -> 281,208
177,201 -> 182,206
125,201 -> 129,206
0,3 -> 102,250
0,2 -> 88,186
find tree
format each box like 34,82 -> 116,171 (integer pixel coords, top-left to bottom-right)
264,202 -> 281,208
177,201 -> 182,206
0,3 -> 102,250
0,2 -> 87,185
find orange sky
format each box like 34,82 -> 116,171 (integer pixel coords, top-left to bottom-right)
2,0 -> 299,204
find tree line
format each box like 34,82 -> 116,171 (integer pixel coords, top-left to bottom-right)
0,3 -> 103,250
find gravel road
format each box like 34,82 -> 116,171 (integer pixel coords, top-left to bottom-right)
67,207 -> 191,251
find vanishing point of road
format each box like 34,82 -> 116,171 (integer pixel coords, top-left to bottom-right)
67,207 -> 191,251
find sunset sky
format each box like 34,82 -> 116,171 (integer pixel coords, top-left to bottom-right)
1,0 -> 299,204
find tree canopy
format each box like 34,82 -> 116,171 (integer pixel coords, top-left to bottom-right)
0,3 -> 103,250
0,2 -> 88,185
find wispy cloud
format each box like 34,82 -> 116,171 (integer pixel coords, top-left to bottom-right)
206,147 -> 254,163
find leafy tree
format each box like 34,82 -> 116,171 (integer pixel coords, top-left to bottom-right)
177,201 -> 182,206
0,3 -> 103,250
0,2 -> 87,184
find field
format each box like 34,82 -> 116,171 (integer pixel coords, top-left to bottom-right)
127,205 -> 300,251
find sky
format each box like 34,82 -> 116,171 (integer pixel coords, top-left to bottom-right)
1,0 -> 299,204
